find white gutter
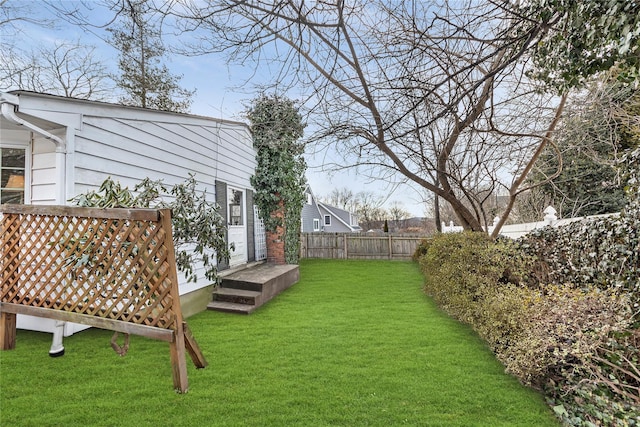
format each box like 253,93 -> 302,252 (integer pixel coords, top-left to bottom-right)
1,92 -> 68,357
0,92 -> 67,205
0,93 -> 65,149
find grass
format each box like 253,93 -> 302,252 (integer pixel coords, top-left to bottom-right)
1,259 -> 559,426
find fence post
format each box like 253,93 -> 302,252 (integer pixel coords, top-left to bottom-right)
543,206 -> 558,226
344,234 -> 348,259
388,234 -> 393,259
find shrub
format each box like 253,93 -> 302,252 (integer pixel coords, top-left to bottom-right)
418,231 -> 639,426
517,212 -> 640,304
417,146 -> 640,425
411,238 -> 432,261
504,285 -> 637,426
70,175 -> 230,284
474,283 -> 534,354
517,145 -> 640,309
421,232 -> 530,327
501,285 -> 632,386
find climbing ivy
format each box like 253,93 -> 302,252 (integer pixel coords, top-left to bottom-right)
246,94 -> 306,264
70,175 -> 230,284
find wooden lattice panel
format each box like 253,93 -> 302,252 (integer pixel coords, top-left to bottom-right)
1,205 -> 207,393
1,205 -> 177,329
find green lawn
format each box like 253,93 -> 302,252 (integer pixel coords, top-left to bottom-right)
0,259 -> 559,426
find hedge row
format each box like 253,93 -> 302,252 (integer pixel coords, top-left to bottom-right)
417,226 -> 639,425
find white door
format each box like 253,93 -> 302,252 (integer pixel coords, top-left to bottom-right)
227,187 -> 247,267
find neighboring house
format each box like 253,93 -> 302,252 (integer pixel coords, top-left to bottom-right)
301,185 -> 361,233
0,90 -> 266,333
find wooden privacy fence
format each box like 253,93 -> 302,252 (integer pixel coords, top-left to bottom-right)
300,233 -> 426,260
0,205 -> 207,393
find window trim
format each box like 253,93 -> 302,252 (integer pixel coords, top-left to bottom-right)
324,215 -> 331,226
313,218 -> 320,231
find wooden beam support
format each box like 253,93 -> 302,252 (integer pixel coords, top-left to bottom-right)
183,322 -> 208,369
0,312 -> 17,350
0,303 -> 175,342
170,320 -> 189,393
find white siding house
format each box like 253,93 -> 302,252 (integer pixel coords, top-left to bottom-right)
1,91 -> 263,334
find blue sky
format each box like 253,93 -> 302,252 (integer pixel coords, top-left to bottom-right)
3,1 -> 427,217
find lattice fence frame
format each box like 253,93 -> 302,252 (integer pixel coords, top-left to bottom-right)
0,205 -> 207,393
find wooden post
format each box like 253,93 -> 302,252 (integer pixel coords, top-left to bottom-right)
170,320 -> 189,393
344,234 -> 348,260
0,312 -> 16,350
183,322 -> 207,368
160,209 -> 190,393
1,209 -> 19,350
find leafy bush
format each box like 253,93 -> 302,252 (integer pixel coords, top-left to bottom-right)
517,212 -> 639,304
421,232 -> 530,327
500,285 -> 632,382
418,230 -> 639,426
70,176 -> 230,284
517,145 -> 640,310
411,238 -> 432,261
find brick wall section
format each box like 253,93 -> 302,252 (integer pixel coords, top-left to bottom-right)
266,199 -> 286,265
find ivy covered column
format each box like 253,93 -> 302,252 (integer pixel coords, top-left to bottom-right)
246,94 -> 306,264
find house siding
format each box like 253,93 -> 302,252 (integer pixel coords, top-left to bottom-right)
30,133 -> 59,204
317,205 -> 353,232
301,188 -> 322,232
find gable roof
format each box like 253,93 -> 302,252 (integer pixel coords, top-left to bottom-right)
317,201 -> 361,232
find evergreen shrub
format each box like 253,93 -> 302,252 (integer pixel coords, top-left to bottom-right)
411,238 -> 432,261
418,225 -> 639,425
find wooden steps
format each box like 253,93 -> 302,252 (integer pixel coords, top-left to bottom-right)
207,263 -> 299,314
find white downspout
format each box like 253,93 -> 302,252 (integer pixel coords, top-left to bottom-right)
1,93 -> 67,357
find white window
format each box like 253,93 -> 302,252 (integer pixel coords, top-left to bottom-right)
1,148 -> 26,204
307,193 -> 313,205
313,218 -> 320,231
324,215 -> 331,226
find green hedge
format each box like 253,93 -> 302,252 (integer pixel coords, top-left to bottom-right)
417,231 -> 638,426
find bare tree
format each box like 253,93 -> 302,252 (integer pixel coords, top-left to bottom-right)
0,0 -> 53,33
528,75 -> 638,218
353,191 -> 387,230
321,187 -> 356,211
388,202 -> 411,222
0,40 -> 112,100
155,0 -> 571,237
388,202 -> 411,233
59,1 -> 629,236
